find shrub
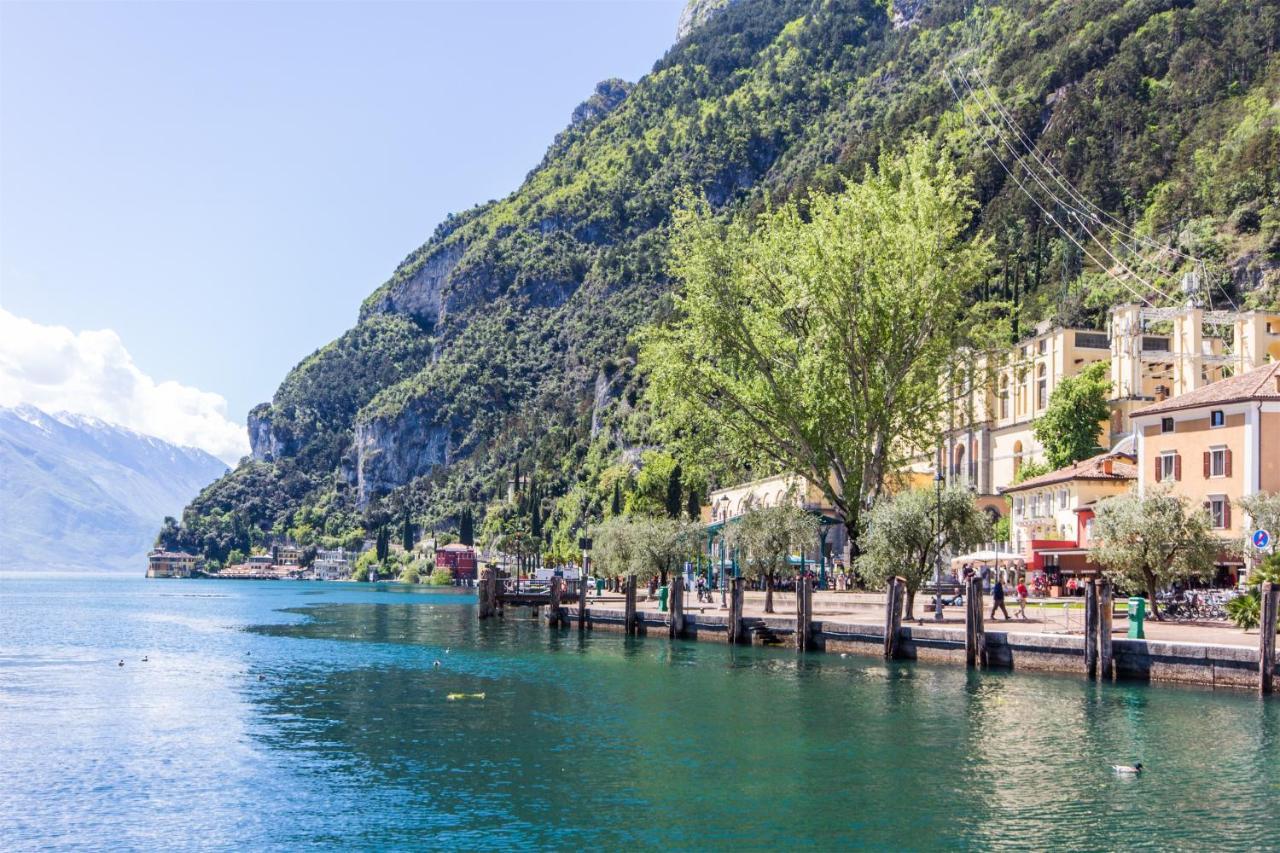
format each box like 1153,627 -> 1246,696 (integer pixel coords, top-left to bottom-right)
429,567 -> 454,586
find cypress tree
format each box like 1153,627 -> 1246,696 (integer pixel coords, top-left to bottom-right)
685,487 -> 700,521
402,506 -> 414,552
665,464 -> 683,519
460,507 -> 474,546
375,526 -> 389,562
611,479 -> 622,516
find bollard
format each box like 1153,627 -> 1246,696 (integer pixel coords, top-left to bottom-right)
965,576 -> 985,668
578,574 -> 588,632
1097,579 -> 1114,682
669,576 -> 685,639
728,577 -> 745,645
624,575 -> 638,636
883,577 -> 905,660
1083,580 -> 1098,679
795,574 -> 813,652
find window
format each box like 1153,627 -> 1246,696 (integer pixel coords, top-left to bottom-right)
1210,410 -> 1225,428
1013,497 -> 1024,518
1058,489 -> 1069,510
1038,339 -> 1047,355
1036,364 -> 1048,409
1085,518 -> 1095,542
1161,417 -> 1175,434
1209,446 -> 1228,478
999,377 -> 1009,419
1158,452 -> 1177,482
1208,496 -> 1229,529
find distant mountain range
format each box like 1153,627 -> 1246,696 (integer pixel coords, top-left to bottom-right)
0,405 -> 228,572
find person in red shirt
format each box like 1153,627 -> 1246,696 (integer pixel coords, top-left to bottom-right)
1015,578 -> 1029,620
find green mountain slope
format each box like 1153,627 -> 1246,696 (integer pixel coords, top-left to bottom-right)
163,0 -> 1280,563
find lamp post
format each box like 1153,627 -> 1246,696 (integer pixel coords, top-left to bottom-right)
718,496 -> 730,607
934,462 -> 946,622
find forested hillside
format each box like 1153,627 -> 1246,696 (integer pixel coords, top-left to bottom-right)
161,0 -> 1280,564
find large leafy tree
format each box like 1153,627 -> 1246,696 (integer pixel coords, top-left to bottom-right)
856,487 -> 991,620
1033,361 -> 1112,469
726,501 -> 820,613
590,515 -> 701,585
639,139 -> 992,549
1090,489 -> 1220,619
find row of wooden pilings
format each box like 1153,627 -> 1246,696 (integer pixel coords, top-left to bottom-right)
480,567 -> 1279,695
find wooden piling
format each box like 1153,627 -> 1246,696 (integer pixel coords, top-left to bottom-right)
1260,581 -> 1278,696
478,566 -> 496,619
728,577 -> 745,645
548,576 -> 563,627
577,575 -> 588,632
624,575 -> 638,636
884,577 -> 905,660
965,576 -> 985,668
795,574 -> 813,652
1083,579 -> 1098,679
669,576 -> 685,639
1097,578 -> 1114,682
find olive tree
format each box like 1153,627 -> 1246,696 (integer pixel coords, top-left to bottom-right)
1090,488 -> 1219,620
856,487 -> 991,620
726,501 -> 819,613
629,516 -> 703,585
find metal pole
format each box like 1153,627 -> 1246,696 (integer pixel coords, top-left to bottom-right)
934,456 -> 945,622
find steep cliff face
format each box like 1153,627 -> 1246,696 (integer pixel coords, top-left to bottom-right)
360,241 -> 464,330
353,403 -> 453,504
676,0 -> 742,39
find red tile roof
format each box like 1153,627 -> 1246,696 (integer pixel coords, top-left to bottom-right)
1134,361 -> 1280,417
999,451 -> 1137,494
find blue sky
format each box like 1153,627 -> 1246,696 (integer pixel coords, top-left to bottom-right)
0,0 -> 683,458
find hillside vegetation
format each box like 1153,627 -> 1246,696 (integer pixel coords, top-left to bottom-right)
161,0 -> 1280,564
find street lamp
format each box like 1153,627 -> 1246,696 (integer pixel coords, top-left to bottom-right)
934,460 -> 946,622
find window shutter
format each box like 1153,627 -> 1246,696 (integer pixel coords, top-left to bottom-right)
1224,449 -> 1232,477
1174,454 -> 1182,482
1154,457 -> 1162,483
1223,500 -> 1232,529
1203,451 -> 1211,478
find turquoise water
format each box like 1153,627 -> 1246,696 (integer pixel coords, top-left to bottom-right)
2,576 -> 1278,850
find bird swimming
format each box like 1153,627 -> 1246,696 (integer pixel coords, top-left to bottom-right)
117,660 -> 124,667
433,660 -> 441,667
141,656 -> 149,662
1112,763 -> 1143,775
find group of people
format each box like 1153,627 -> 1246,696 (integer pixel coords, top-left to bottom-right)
959,563 -> 1029,621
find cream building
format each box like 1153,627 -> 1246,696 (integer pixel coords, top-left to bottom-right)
938,305 -> 1280,517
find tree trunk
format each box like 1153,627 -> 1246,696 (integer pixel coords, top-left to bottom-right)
905,588 -> 916,622
765,573 -> 775,614
1144,570 -> 1162,621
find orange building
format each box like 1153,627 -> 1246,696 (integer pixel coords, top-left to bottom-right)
1131,361 -> 1280,582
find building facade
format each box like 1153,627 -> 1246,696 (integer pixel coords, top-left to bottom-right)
146,550 -> 199,578
1131,361 -> 1280,582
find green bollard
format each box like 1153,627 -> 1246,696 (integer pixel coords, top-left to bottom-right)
1127,596 -> 1146,639
595,578 -> 604,596
658,584 -> 669,613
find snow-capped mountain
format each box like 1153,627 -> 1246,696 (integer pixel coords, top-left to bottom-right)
0,405 -> 230,572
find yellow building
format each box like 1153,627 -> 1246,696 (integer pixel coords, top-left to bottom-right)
1132,361 -> 1280,581
146,550 -> 199,578
939,305 -> 1280,517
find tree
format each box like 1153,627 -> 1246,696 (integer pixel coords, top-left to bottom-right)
1090,489 -> 1220,620
1227,553 -> 1280,630
1033,361 -> 1111,469
727,501 -> 820,613
639,139 -> 992,550
375,526 -> 390,563
629,516 -> 703,585
610,479 -> 623,517
665,464 -> 684,519
685,487 -> 701,522
591,516 -> 637,580
1238,492 -> 1280,556
1012,459 -> 1052,484
856,487 -> 991,620
459,507 -> 475,547
401,506 -> 414,552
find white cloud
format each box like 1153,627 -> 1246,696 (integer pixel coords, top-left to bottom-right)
0,308 -> 249,463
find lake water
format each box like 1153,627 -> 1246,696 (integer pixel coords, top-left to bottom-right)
2,575 -> 1278,850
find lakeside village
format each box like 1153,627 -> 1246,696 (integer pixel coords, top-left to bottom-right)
150,302 -> 1280,638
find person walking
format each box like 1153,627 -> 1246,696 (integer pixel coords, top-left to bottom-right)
1015,577 -> 1029,620
991,578 -> 1011,620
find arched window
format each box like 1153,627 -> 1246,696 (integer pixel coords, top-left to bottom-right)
1036,363 -> 1048,409
953,443 -> 965,476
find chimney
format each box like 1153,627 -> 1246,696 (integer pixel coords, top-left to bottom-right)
1155,385 -> 1169,402
1102,458 -> 1114,475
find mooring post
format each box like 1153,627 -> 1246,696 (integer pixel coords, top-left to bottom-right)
1084,579 -> 1098,679
1260,581 -> 1278,696
478,566 -> 495,620
965,576 -> 985,668
1097,578 -> 1114,682
728,577 -> 745,645
548,576 -> 563,628
577,574 -> 588,632
795,574 -> 813,652
884,576 -> 905,660
624,575 -> 638,636
669,576 -> 685,639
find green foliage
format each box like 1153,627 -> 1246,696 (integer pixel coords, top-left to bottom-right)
992,516 -> 1011,545
1034,361 -> 1112,468
226,549 -> 246,567
1012,459 -> 1053,484
429,566 -> 455,586
857,487 -> 992,618
640,139 -> 992,542
589,514 -> 701,580
1090,488 -> 1220,618
1227,554 -> 1280,630
399,560 -> 424,584
352,550 -> 378,582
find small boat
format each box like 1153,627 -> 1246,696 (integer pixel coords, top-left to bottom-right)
1112,763 -> 1143,775
446,692 -> 486,701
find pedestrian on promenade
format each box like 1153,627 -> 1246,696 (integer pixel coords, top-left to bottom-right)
991,579 -> 1011,620
1015,578 -> 1029,620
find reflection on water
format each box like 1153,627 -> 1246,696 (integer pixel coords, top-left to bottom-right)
2,577 -> 1277,850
